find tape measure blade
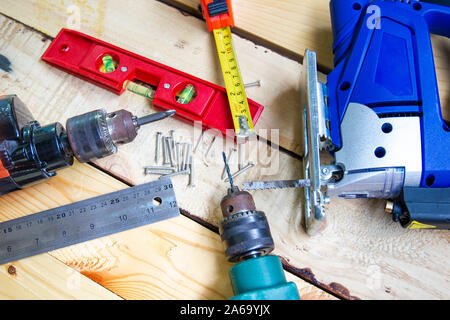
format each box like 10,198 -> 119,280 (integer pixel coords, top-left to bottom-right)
213,27 -> 255,137
0,178 -> 179,265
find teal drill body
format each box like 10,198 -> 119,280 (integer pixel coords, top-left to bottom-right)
219,152 -> 299,300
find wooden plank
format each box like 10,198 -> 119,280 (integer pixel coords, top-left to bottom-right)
167,0 -> 449,119
0,254 -> 122,299
0,0 -> 322,155
0,161 -> 334,300
0,1 -> 448,300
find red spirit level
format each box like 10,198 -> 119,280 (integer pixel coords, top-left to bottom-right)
41,29 -> 264,136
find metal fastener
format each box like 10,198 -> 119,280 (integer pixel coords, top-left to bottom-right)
162,136 -> 170,165
176,142 -> 181,171
167,136 -> 176,167
193,130 -> 205,153
155,132 -> 162,164
238,143 -> 244,170
224,162 -> 255,182
159,169 -> 189,179
244,80 -> 261,88
205,136 -> 216,159
183,144 -> 191,171
188,156 -> 195,187
164,83 -> 171,89
144,166 -> 176,172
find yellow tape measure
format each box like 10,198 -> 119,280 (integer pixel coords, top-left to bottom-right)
213,26 -> 255,137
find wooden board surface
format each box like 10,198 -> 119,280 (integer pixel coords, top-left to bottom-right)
168,0 -> 449,120
0,254 -> 121,299
0,0 -> 449,300
0,161 -> 333,300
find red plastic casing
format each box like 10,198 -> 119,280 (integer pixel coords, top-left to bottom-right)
201,0 -> 234,31
41,29 -> 263,136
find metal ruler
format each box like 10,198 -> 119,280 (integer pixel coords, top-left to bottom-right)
213,26 -> 255,138
0,178 -> 179,265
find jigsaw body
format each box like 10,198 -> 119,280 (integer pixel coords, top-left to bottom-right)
310,0 -> 450,232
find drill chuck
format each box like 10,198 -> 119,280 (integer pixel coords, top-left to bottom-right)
219,187 -> 274,262
218,184 -> 299,300
0,95 -> 175,195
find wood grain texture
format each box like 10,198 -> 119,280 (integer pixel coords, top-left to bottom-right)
167,0 -> 449,116
0,1 -> 449,300
0,254 -> 122,299
0,162 -> 334,300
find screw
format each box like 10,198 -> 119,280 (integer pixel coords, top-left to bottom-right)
159,169 -> 189,179
221,147 -> 237,179
164,83 -> 171,89
121,66 -> 128,72
244,80 -> 261,88
155,132 -> 162,164
224,162 -> 255,182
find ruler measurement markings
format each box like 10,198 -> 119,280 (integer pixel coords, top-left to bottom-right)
0,179 -> 178,265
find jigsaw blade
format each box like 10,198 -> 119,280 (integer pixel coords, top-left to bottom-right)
242,179 -> 311,191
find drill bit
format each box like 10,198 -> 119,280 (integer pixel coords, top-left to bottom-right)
222,151 -> 235,189
135,110 -> 176,128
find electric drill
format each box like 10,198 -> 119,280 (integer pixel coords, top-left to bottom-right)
0,94 -> 175,195
220,153 -> 299,300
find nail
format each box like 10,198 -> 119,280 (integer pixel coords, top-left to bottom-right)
193,130 -> 205,153
183,144 -> 191,171
163,137 -> 170,165
238,143 -> 244,170
155,132 -> 162,164
244,80 -> 261,88
188,156 -> 195,187
205,136 -> 216,159
159,169 -> 189,179
224,162 -> 254,182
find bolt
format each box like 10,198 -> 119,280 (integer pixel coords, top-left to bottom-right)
159,169 -> 189,179
121,66 -> 128,72
244,80 -> 261,88
224,162 -> 255,182
155,132 -> 162,164
221,147 -> 237,179
164,83 -> 171,89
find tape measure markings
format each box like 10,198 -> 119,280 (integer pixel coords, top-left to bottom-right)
213,26 -> 254,137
